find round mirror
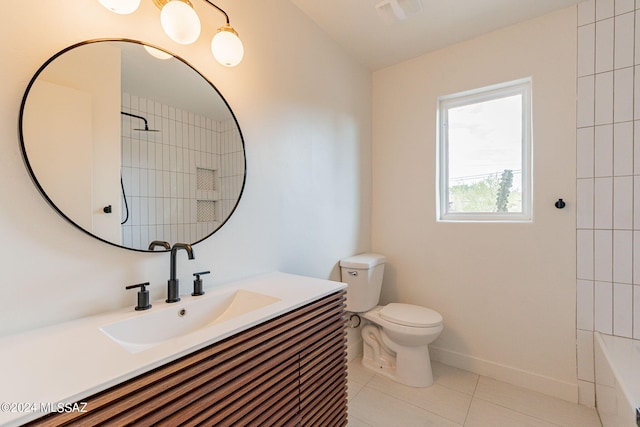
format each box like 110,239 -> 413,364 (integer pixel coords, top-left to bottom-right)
19,39 -> 246,252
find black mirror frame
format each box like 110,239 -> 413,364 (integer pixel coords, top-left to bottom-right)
18,38 -> 247,252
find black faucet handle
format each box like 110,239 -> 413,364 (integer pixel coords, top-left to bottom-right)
193,271 -> 211,280
126,282 -> 152,311
126,282 -> 149,291
192,271 -> 211,296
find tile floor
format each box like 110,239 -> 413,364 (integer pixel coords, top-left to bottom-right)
347,359 -> 603,427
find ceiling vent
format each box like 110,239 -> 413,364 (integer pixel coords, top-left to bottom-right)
375,0 -> 423,24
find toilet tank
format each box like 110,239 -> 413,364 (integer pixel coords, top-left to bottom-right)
340,253 -> 386,313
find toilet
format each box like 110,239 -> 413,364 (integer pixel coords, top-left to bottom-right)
340,253 -> 443,387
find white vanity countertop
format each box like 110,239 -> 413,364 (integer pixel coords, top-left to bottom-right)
0,272 -> 346,427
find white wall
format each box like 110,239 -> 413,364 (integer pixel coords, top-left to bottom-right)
575,0 -> 640,408
0,1 -> 371,336
372,8 -> 578,401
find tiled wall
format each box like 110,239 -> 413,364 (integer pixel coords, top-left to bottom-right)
216,119 -> 245,228
576,0 -> 640,406
120,93 -> 244,251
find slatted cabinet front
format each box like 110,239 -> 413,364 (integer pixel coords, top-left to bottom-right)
27,290 -> 348,427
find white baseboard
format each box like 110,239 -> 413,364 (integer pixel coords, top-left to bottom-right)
430,345 -> 579,403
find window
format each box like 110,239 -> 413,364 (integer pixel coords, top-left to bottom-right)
437,78 -> 532,222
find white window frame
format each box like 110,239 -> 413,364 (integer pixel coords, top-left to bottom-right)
436,78 -> 532,222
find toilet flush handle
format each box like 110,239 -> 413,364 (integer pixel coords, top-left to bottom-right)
348,271 -> 358,276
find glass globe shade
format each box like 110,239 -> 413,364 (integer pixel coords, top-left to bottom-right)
160,1 -> 201,45
211,27 -> 244,67
98,0 -> 140,14
143,45 -> 172,60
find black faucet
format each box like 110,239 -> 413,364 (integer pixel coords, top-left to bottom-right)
166,243 -> 195,303
148,240 -> 170,250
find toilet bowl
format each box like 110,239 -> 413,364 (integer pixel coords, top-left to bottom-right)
339,253 -> 444,388
362,303 -> 443,387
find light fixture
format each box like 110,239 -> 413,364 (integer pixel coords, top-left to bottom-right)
158,0 -> 201,45
375,0 -> 423,24
98,0 -> 244,67
211,23 -> 244,67
98,0 -> 141,14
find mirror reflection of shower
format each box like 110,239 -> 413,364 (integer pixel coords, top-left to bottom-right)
119,111 -> 160,226
120,94 -> 244,251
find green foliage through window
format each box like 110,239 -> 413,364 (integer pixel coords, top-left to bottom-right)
449,170 -> 521,213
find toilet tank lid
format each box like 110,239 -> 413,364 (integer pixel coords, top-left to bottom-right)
380,303 -> 443,327
340,253 -> 386,269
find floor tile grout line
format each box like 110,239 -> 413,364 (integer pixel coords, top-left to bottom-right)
350,359 -> 480,425
475,375 -> 603,426
359,372 -> 470,425
479,376 -> 593,426
476,395 -> 568,426
348,360 -> 601,427
354,359 -> 480,397
461,373 -> 480,426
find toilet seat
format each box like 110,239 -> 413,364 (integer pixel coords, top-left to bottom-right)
380,303 -> 442,328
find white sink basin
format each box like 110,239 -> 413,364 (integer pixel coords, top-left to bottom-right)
100,289 -> 280,353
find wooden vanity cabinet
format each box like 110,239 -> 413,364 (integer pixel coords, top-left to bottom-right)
27,291 -> 347,427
